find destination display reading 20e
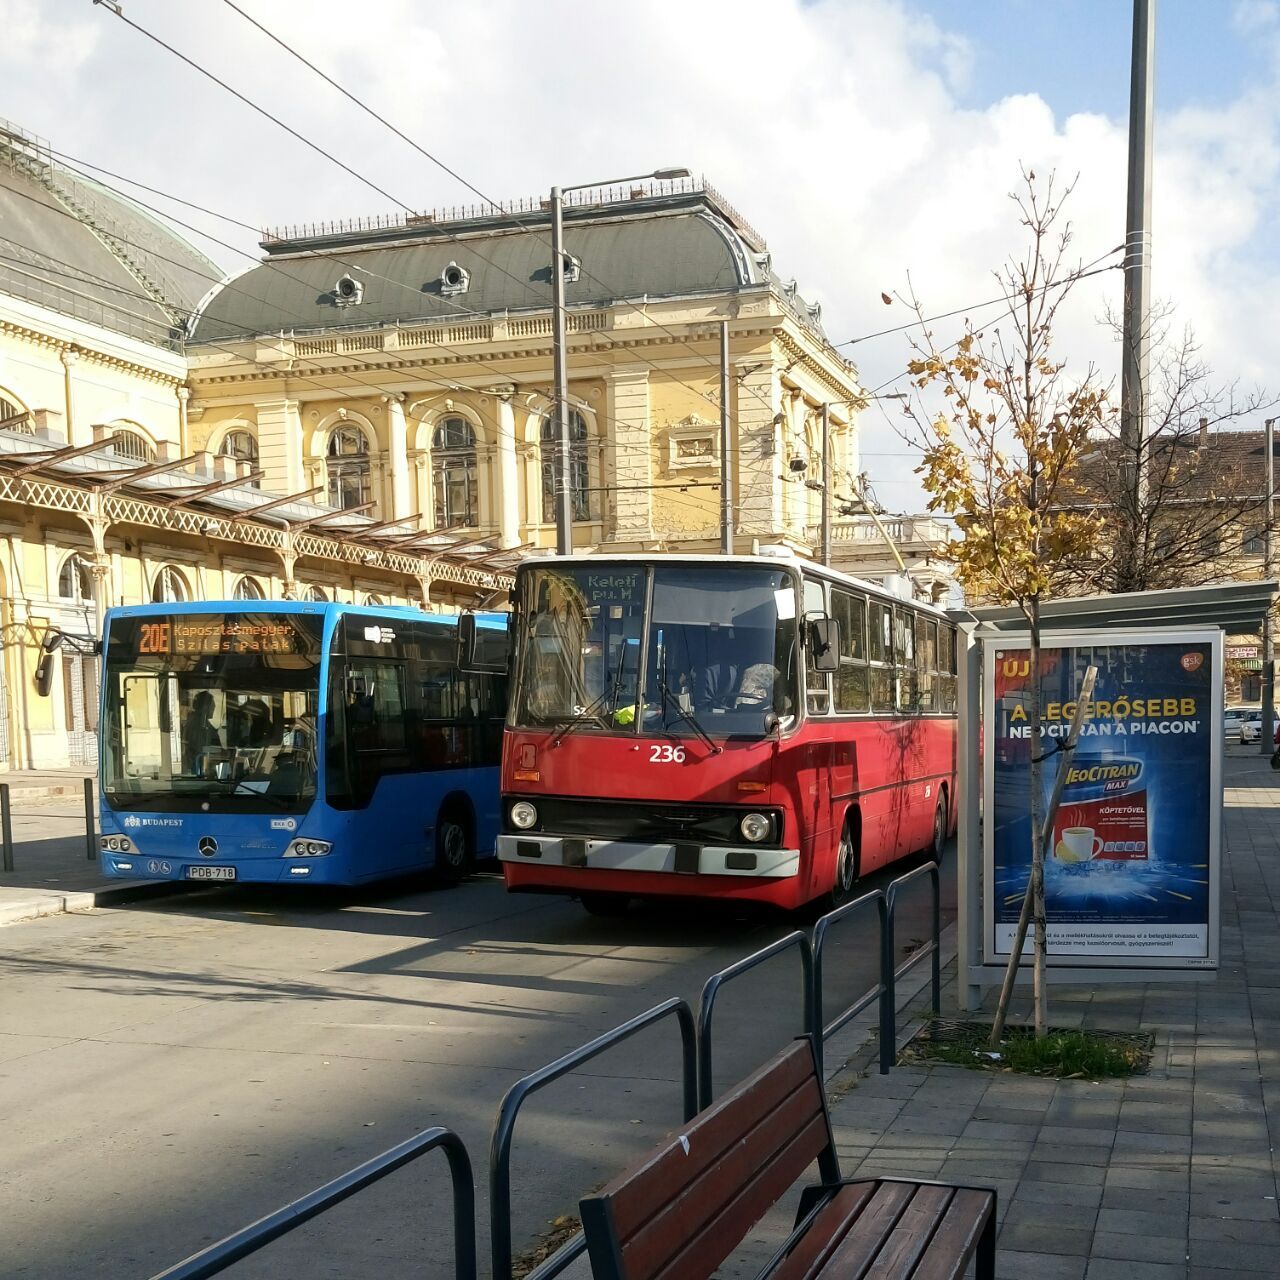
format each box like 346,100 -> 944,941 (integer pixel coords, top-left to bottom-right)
135,618 -> 299,656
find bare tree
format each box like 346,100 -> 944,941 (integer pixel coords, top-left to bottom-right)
1053,317 -> 1276,594
902,170 -> 1108,1040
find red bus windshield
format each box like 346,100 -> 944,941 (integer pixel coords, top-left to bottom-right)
511,563 -> 800,739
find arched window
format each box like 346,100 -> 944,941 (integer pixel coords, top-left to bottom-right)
432,416 -> 478,529
57,553 -> 93,603
110,428 -> 156,463
233,575 -> 266,601
219,429 -> 260,488
152,565 -> 190,603
362,592 -> 386,607
540,410 -> 590,522
326,425 -> 372,510
301,584 -> 328,603
0,389 -> 32,433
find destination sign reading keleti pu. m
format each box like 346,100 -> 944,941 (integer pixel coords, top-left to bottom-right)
136,618 -> 297,656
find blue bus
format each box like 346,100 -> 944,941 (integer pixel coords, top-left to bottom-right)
96,601 -> 508,887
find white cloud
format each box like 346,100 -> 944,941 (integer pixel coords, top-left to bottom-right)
1,0 -> 1278,506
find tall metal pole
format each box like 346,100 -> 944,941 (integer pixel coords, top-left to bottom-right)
550,185 -> 572,555
720,320 -> 733,554
1120,0 -> 1156,579
1262,416 -> 1275,756
820,403 -> 831,566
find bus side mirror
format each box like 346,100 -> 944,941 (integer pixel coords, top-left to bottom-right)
808,617 -> 839,672
457,611 -> 510,674
34,631 -> 64,697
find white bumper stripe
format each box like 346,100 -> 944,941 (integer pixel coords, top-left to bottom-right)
497,834 -> 799,878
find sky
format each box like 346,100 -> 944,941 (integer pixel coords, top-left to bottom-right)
2,0 -> 1278,513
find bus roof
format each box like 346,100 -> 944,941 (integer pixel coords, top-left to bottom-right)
513,552 -> 952,619
103,600 -> 506,624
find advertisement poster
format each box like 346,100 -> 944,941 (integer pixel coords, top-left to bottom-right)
984,630 -> 1220,969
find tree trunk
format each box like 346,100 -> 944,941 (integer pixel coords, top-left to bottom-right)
1029,595 -> 1048,1037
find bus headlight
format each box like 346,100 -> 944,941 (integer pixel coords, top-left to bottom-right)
287,839 -> 332,857
99,836 -> 133,854
509,800 -> 538,830
739,813 -> 771,843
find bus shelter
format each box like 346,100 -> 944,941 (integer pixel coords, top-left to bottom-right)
952,579 -> 1277,1010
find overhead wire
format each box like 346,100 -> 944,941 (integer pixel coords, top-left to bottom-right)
107,0 -> 817,428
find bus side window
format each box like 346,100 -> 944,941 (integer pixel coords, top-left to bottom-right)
893,607 -> 918,711
918,618 -> 939,710
868,601 -> 894,712
832,589 -> 869,713
939,625 -> 958,711
803,577 -> 830,715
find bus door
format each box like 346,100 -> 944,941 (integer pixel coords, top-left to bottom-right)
801,576 -> 840,883
341,658 -> 416,874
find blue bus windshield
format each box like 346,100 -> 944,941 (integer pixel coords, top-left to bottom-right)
102,612 -> 324,815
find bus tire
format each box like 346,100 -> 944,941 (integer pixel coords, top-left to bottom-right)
433,805 -> 473,886
929,791 -> 948,862
824,813 -> 860,911
580,892 -> 630,918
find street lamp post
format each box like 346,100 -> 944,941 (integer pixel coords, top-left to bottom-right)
551,167 -> 691,554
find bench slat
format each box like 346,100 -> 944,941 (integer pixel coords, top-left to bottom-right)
644,1112 -> 832,1280
596,1041 -> 819,1244
619,1078 -> 827,1278
866,1184 -> 955,1280
769,1182 -> 879,1280
807,1180 -> 915,1278
908,1189 -> 995,1280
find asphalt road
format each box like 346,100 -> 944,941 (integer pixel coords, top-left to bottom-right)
0,850 -> 955,1280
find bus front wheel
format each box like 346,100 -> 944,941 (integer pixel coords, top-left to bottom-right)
434,808 -> 473,886
823,817 -> 860,911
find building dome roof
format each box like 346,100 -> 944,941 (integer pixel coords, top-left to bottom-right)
0,122 -> 220,350
189,187 -> 822,343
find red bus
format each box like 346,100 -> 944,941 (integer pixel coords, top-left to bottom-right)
496,553 -> 958,913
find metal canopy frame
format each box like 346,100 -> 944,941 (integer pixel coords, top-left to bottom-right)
227,486 -> 324,524
952,578 -> 1278,1009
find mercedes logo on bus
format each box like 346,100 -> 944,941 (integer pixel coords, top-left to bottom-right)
198,836 -> 219,858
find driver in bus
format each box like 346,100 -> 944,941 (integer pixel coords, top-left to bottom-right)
696,625 -> 740,711
182,691 -> 221,775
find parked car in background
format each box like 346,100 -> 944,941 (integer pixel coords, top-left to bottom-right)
1224,707 -> 1248,742
1241,709 -> 1279,742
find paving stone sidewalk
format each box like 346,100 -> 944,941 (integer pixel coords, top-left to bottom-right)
825,751 -> 1280,1279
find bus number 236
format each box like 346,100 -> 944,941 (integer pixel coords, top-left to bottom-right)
649,745 -> 686,763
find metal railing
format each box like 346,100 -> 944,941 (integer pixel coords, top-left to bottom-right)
696,928 -> 815,1109
811,887 -> 890,1076
885,861 -> 943,1029
489,996 -> 698,1280
148,1126 -> 476,1280
695,861 -> 942,1099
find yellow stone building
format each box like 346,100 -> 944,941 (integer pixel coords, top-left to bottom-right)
184,179 -> 861,554
0,123 -> 862,770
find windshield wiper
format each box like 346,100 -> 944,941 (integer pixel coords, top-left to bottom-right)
654,675 -> 721,755
552,640 -> 633,746
228,781 -> 300,810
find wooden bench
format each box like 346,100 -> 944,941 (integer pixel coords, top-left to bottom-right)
579,1037 -> 995,1280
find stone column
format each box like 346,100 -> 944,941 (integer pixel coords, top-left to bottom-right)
734,358 -> 783,538
60,349 -> 81,444
255,398 -> 304,495
384,395 -> 411,519
176,385 -> 191,456
606,370 -> 652,543
489,386 -> 520,547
